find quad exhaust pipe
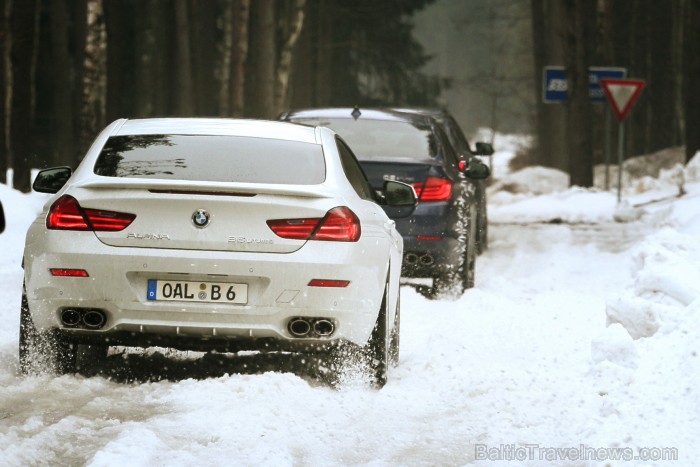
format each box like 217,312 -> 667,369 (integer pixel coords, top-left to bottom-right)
60,308 -> 107,330
419,253 -> 434,265
288,318 -> 312,337
405,253 -> 419,265
313,319 -> 334,337
287,317 -> 335,338
83,310 -> 107,329
404,252 -> 434,266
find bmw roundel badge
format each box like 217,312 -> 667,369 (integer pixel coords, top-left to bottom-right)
192,209 -> 210,228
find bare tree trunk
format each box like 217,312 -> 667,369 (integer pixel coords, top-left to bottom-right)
9,0 -> 39,192
673,0 -> 685,145
288,1 -> 312,109
49,0 -> 74,167
218,0 -> 233,116
230,0 -> 250,117
685,0 -> 700,161
174,0 -> 193,115
648,4 -> 674,153
315,0 -> 332,106
275,0 -> 306,114
72,0 -> 87,164
564,0 -> 594,187
79,0 -> 106,156
134,1 -> 156,117
531,0 -> 548,167
531,0 -> 567,171
247,0 -> 275,118
0,0 -> 9,183
104,0 -> 129,124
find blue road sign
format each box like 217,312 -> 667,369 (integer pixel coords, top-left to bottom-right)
543,66 -> 627,103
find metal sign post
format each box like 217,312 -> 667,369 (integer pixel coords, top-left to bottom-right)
617,120 -> 625,203
599,78 -> 646,203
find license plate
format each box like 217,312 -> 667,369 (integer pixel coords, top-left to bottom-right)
147,279 -> 248,304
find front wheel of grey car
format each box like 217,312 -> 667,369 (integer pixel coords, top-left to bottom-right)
19,289 -> 77,375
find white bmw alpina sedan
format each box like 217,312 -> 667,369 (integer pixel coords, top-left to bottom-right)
20,118 -> 415,387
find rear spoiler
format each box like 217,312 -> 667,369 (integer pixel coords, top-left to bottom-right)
75,177 -> 335,199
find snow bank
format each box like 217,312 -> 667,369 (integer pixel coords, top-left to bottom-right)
488,148 -> 700,225
588,193 -> 700,463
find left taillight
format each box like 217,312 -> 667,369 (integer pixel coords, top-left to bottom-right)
267,206 -> 361,242
412,176 -> 452,201
47,195 -> 136,231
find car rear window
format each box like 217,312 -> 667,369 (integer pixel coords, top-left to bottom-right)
288,118 -> 439,161
93,134 -> 326,185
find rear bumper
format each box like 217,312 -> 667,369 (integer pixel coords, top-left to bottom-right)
394,201 -> 462,277
400,235 -> 461,277
56,328 -> 352,354
24,226 -> 393,349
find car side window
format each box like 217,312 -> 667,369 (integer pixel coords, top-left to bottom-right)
435,125 -> 460,164
336,137 -> 376,202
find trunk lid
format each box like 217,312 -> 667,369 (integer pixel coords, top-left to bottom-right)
71,181 -> 334,254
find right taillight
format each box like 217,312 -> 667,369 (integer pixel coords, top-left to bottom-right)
412,176 -> 452,201
267,206 -> 361,242
47,195 -> 135,231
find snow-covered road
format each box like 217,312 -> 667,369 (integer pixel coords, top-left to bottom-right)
1,169 -> 698,465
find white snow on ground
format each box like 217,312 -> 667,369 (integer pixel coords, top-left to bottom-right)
0,149 -> 699,465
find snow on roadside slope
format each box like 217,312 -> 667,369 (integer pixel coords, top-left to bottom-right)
489,151 -> 700,225
588,188 -> 700,462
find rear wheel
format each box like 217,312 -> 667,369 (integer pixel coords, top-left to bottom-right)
477,198 -> 488,254
431,203 -> 477,297
462,203 -> 478,290
365,282 -> 390,388
389,292 -> 400,367
19,290 -> 77,375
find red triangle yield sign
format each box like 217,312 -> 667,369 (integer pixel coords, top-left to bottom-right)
600,78 -> 646,122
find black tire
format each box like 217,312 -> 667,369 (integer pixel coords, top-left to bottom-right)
389,292 -> 400,367
462,203 -> 477,290
365,282 -> 390,388
431,199 -> 478,298
476,184 -> 488,254
19,289 -> 77,375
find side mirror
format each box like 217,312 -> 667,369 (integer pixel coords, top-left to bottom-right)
474,142 -> 494,156
462,158 -> 491,180
378,180 -> 417,218
383,180 -> 417,207
33,167 -> 72,194
0,201 -> 4,233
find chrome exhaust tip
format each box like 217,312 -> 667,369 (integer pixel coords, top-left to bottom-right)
60,309 -> 81,327
419,254 -> 434,265
313,319 -> 335,337
405,253 -> 419,265
82,310 -> 106,329
288,318 -> 311,337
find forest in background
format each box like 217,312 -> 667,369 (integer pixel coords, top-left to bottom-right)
0,0 -> 699,192
0,0 -> 441,192
531,0 -> 700,186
